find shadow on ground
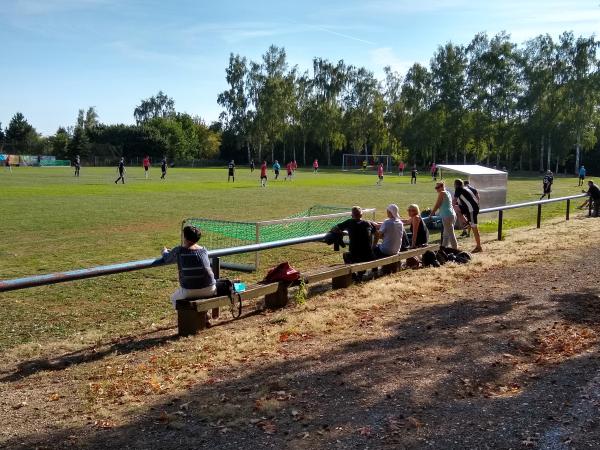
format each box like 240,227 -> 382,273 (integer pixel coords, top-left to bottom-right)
4,283 -> 600,449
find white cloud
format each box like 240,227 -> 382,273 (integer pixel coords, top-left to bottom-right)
369,47 -> 414,78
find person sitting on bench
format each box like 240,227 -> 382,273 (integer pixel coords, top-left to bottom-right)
374,204 -> 404,257
330,206 -> 376,264
160,225 -> 216,308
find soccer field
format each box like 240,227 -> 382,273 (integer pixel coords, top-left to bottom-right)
0,166 -> 586,350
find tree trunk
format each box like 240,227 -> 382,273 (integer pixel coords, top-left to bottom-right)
258,141 -> 262,162
555,158 -> 559,174
271,142 -> 275,163
283,140 -> 286,164
528,142 -> 532,171
539,135 -> 544,172
326,141 -> 331,166
546,132 -> 551,171
246,140 -> 251,164
302,138 -> 306,166
575,132 -> 581,175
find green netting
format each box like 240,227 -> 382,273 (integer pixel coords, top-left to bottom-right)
183,205 -> 358,267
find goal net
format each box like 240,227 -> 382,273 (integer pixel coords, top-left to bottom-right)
183,205 -> 376,271
342,154 -> 392,173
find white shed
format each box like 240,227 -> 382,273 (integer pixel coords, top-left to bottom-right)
437,165 -> 507,209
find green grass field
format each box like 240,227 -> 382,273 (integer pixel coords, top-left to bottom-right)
0,166 -> 588,351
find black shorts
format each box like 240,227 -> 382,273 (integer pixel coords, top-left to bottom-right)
543,185 -> 552,194
274,170 -> 279,175
464,209 -> 479,227
378,175 -> 383,180
228,170 -> 234,176
144,166 -> 149,171
261,175 -> 267,180
579,176 -> 585,181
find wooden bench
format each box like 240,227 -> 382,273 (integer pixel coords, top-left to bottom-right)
175,244 -> 439,336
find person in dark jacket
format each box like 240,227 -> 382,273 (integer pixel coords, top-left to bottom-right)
330,206 -> 376,264
585,180 -> 600,217
161,225 -> 216,307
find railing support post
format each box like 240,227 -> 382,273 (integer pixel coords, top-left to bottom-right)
566,199 -> 570,221
497,210 -> 503,241
536,204 -> 542,228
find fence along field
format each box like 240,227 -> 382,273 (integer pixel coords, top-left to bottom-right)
0,166 -> 593,350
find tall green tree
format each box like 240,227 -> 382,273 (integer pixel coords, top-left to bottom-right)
134,91 -> 175,124
5,112 -> 38,153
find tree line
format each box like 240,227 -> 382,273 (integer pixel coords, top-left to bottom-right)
1,30 -> 599,173
0,92 -> 221,164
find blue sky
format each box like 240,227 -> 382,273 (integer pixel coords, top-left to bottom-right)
1,0 -> 599,135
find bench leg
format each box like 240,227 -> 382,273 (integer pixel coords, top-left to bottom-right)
211,307 -> 220,319
177,309 -> 207,336
332,274 -> 353,289
264,284 -> 289,309
382,262 -> 400,275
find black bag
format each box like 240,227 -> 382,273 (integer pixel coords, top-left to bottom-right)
436,247 -> 448,265
400,230 -> 410,252
215,279 -> 242,318
422,250 -> 440,268
455,252 -> 472,264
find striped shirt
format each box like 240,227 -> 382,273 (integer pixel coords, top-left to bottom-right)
455,186 -> 479,213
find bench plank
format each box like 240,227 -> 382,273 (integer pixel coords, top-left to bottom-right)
303,265 -> 351,284
349,245 -> 439,273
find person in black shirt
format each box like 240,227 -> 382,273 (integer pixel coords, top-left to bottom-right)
160,157 -> 167,179
330,206 -> 376,264
585,180 -> 600,217
454,178 -> 482,253
250,160 -> 255,172
228,160 -> 235,182
74,155 -> 80,177
411,165 -> 417,184
114,157 -> 126,184
540,170 -> 554,200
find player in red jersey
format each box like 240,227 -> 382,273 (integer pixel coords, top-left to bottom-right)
260,160 -> 268,187
143,155 -> 150,179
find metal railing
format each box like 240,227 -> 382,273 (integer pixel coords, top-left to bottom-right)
0,193 -> 593,293
478,193 -> 589,241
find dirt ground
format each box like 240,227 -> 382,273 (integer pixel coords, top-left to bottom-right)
1,216 -> 600,449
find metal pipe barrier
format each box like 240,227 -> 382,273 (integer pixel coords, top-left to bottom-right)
0,233 -> 329,293
0,193 -> 592,293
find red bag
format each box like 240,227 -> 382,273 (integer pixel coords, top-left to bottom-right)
262,262 -> 300,283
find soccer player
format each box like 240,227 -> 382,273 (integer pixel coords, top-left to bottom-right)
410,165 -> 417,184
398,161 -> 405,176
5,155 -> 12,173
114,157 -> 126,184
260,160 -> 268,187
578,165 -> 586,186
292,159 -> 298,172
73,155 -> 81,177
160,157 -> 167,180
273,160 -> 281,179
540,170 -> 554,200
362,159 -> 367,171
454,178 -> 482,253
376,163 -> 384,185
285,161 -> 293,181
143,155 -> 150,179
250,160 -> 255,172
313,159 -> 319,174
228,159 -> 235,182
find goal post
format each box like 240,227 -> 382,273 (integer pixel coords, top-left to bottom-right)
342,154 -> 393,173
184,206 -> 377,271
